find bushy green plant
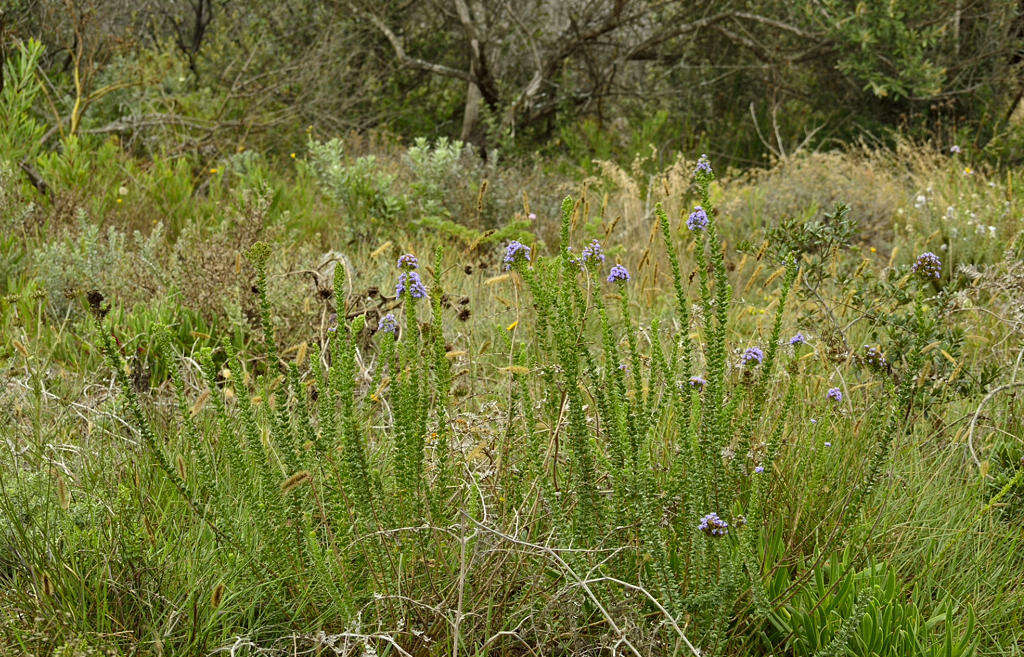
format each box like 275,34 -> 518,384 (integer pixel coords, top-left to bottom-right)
307,137 -> 406,238
763,203 -> 858,263
0,39 -> 46,165
766,548 -> 975,657
407,137 -> 464,192
404,136 -> 475,226
32,212 -> 169,321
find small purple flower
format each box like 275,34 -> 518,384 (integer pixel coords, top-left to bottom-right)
698,512 -> 728,537
503,240 -> 531,271
396,271 -> 428,299
861,344 -> 887,369
688,375 -> 707,389
396,253 -> 419,270
687,206 -> 709,231
528,212 -> 537,220
810,418 -> 817,424
789,333 -> 806,346
581,239 -> 605,266
378,313 -> 398,334
617,362 -> 628,371
740,347 -> 765,367
753,466 -> 765,474
824,441 -> 832,448
694,154 -> 713,177
607,264 -> 630,284
950,145 -> 961,154
826,387 -> 843,402
911,251 -> 942,280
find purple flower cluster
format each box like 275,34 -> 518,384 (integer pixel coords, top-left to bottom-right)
826,387 -> 843,402
911,251 -> 942,280
698,512 -> 728,537
694,154 -> 713,177
861,344 -> 887,370
740,346 -> 765,367
753,465 -> 765,474
607,264 -> 630,284
688,375 -> 707,389
503,240 -> 532,271
581,239 -> 605,266
950,145 -> 961,154
789,333 -> 806,346
378,313 -> 398,334
687,206 -> 709,232
396,253 -> 418,270
396,271 -> 428,299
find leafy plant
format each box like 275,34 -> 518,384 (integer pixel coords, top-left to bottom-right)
307,137 -> 406,238
406,136 -> 466,215
766,549 -> 975,657
0,39 -> 46,165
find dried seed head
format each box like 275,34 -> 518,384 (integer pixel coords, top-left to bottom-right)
211,582 -> 225,608
87,290 -> 108,318
281,470 -> 311,493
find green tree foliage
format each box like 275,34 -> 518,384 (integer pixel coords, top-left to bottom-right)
4,0 -> 1022,166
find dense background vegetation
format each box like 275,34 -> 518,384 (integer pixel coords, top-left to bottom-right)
4,0 -> 1024,167
2,3 -> 1024,657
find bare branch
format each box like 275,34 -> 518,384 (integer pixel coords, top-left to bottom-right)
731,11 -> 820,39
355,3 -> 475,84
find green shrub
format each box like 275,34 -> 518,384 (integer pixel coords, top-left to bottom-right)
31,212 -> 153,320
307,137 -> 406,238
0,39 -> 46,165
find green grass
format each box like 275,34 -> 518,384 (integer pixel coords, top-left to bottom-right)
2,140 -> 1024,657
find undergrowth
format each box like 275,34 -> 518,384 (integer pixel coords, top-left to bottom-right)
2,43 -> 1023,653
4,152 -> 1016,657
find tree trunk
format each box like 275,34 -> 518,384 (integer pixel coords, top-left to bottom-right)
460,79 -> 483,143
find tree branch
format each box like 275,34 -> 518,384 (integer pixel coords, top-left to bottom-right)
731,10 -> 821,40
356,4 -> 475,84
